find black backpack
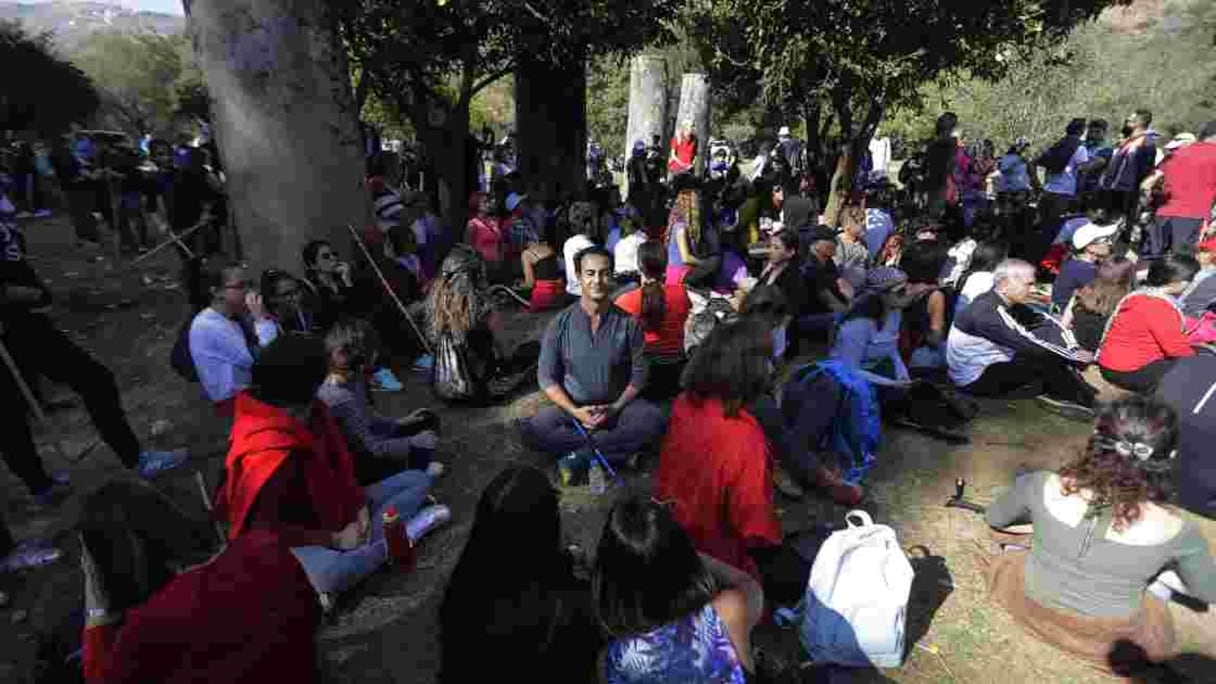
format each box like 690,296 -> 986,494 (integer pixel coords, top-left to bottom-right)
170,318 -> 198,382
1036,136 -> 1080,174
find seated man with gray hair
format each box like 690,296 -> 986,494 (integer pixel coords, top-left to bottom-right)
947,258 -> 1098,416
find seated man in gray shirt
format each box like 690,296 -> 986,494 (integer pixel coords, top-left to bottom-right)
521,246 -> 667,464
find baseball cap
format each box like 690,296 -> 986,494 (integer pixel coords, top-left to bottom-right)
778,126 -> 791,137
1072,221 -> 1119,250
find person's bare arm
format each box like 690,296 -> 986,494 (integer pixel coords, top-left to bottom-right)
700,552 -> 764,628
711,589 -> 758,673
1061,295 -> 1077,330
925,290 -> 947,346
520,249 -> 537,289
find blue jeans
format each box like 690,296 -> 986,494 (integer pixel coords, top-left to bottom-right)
290,469 -> 432,595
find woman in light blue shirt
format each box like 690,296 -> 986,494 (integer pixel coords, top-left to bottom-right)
830,266 -> 910,387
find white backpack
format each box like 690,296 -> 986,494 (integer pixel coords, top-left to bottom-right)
799,510 -> 914,668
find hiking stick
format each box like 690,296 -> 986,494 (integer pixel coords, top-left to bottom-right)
129,220 -> 205,266
345,223 -> 433,356
570,419 -> 620,481
0,337 -> 47,424
486,284 -> 532,309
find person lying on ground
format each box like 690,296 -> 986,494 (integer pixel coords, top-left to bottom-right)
317,319 -> 439,485
595,495 -> 764,682
439,466 -> 601,683
1061,257 -> 1135,353
1098,254 -> 1200,393
0,193 -> 187,500
1051,220 -> 1117,312
615,240 -> 692,401
188,261 -> 279,408
520,246 -> 666,465
1176,236 -> 1216,318
79,479 -> 320,684
947,258 -> 1097,415
984,396 -> 1216,674
215,334 -> 449,603
654,319 -> 784,587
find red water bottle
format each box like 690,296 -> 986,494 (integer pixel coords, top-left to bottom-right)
382,505 -> 416,571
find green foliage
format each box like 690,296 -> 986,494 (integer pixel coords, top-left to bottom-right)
0,21 -> 98,134
683,0 -> 1125,137
885,0 -> 1216,151
71,31 -> 202,135
587,54 -> 630,147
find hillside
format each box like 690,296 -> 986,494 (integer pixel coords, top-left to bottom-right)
0,1 -> 182,49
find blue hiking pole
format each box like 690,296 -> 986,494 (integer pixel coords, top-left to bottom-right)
570,419 -> 620,482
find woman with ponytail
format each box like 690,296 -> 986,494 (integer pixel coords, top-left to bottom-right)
615,240 -> 692,399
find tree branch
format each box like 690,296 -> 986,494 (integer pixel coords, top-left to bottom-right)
471,61 -> 515,98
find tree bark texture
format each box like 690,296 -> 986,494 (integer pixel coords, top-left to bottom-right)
184,0 -> 368,272
514,57 -> 587,204
622,54 -> 668,198
823,100 -> 883,227
674,73 -> 711,177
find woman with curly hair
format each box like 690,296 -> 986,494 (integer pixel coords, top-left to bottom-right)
666,184 -> 704,285
985,396 -> 1215,673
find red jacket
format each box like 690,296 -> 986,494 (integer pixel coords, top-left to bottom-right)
216,392 -> 364,541
83,530 -> 318,684
1099,293 -> 1195,373
655,394 -> 781,577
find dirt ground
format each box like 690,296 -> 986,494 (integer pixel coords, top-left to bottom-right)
1,214 -> 1211,683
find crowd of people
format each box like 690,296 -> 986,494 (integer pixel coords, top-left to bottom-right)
1,105 -> 1214,682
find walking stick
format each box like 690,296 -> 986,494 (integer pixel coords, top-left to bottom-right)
345,223 -> 433,356
129,220 -> 205,267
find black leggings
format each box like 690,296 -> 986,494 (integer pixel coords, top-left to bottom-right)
0,315 -> 142,494
964,355 -> 1096,407
1100,359 -> 1177,394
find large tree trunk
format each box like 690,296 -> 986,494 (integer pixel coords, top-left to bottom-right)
412,95 -> 472,235
622,54 -> 668,198
823,100 -> 883,227
515,57 -> 587,204
184,0 -> 367,271
674,73 -> 711,177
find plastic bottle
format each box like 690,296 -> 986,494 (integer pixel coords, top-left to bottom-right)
588,460 -> 606,496
558,451 -> 582,486
382,505 -> 415,572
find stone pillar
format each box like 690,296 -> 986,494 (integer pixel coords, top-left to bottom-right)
514,56 -> 587,206
674,73 -> 711,177
622,54 -> 668,198
184,0 -> 367,272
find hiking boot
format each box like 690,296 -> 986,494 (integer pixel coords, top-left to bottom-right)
137,449 -> 190,480
370,367 -> 404,392
31,480 -> 72,509
406,504 -> 451,542
814,468 -> 864,506
1035,394 -> 1095,421
0,540 -> 62,573
773,465 -> 805,499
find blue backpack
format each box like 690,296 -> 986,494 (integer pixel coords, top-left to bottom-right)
781,361 -> 881,483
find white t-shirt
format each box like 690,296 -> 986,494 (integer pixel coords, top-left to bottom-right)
614,232 -> 646,276
562,234 -> 597,296
1044,144 -> 1090,197
955,271 -> 996,319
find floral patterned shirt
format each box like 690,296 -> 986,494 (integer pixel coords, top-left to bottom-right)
604,603 -> 745,684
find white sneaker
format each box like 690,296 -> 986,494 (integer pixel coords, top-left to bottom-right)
406,505 -> 451,542
425,461 -> 445,479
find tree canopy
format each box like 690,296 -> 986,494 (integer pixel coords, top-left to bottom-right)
0,20 -> 98,135
71,31 -> 205,135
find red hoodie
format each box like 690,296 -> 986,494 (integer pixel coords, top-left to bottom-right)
1098,293 -> 1195,373
216,392 -> 364,541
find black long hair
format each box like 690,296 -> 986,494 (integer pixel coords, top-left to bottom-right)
77,480 -> 219,615
637,240 -> 668,333
593,495 -> 718,637
680,317 -> 774,416
439,466 -> 591,680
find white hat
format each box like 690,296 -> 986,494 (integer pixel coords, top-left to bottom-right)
1165,132 -> 1196,150
1072,221 -> 1119,250
778,126 -> 791,137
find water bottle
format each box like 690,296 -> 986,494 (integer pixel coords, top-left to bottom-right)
406,504 -> 452,542
381,505 -> 415,572
588,461 -> 606,496
558,451 -> 582,486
